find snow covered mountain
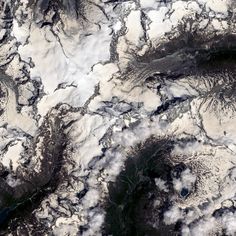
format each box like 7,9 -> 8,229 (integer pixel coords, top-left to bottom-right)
0,0 -> 235,235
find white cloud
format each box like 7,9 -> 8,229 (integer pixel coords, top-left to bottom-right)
173,168 -> 196,192
221,212 -> 236,236
164,206 -> 183,225
155,178 -> 169,192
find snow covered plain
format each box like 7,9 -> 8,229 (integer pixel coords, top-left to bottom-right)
0,0 -> 235,235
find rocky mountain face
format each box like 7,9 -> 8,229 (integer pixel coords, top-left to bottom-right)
0,0 -> 235,235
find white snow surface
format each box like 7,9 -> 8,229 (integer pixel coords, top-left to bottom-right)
0,0 -> 235,235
